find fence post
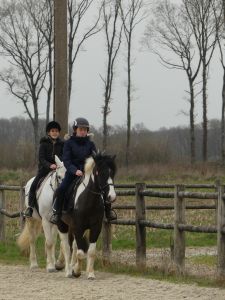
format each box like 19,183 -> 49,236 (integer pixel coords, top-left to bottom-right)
215,180 -> 220,225
135,182 -> 146,269
0,190 -> 5,241
217,184 -> 225,277
19,185 -> 25,230
102,220 -> 112,265
173,184 -> 185,274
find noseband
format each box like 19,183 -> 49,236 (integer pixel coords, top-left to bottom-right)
82,174 -> 115,202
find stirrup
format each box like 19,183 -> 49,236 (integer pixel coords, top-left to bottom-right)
49,213 -> 61,224
23,207 -> 33,218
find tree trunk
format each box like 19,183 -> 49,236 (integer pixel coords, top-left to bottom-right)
189,79 -> 195,164
221,67 -> 225,164
46,43 -> 53,125
125,33 -> 132,168
202,61 -> 208,162
102,103 -> 108,151
68,34 -> 73,105
33,118 -> 39,163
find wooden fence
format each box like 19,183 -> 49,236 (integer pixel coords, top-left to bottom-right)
1,182 -> 225,277
0,185 -> 25,241
102,182 -> 225,277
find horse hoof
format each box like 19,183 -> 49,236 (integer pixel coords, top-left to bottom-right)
47,268 -> 57,273
66,273 -> 73,278
87,273 -> 95,280
72,270 -> 81,278
55,262 -> 65,271
30,265 -> 38,270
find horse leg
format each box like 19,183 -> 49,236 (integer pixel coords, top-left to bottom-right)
70,239 -> 77,270
86,243 -> 96,279
58,232 -> 72,278
42,218 -> 57,272
17,218 -> 42,270
73,231 -> 88,278
28,219 -> 42,269
73,248 -> 85,278
55,241 -> 65,270
86,225 -> 102,279
51,223 -> 58,266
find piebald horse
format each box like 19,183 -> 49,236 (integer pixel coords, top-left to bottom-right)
17,156 -> 66,273
59,152 -> 116,279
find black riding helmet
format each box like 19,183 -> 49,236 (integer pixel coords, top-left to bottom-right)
73,117 -> 89,131
46,121 -> 61,133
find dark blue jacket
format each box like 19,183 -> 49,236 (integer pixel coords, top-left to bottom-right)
63,135 -> 96,175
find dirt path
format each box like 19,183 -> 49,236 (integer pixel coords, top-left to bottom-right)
0,264 -> 224,300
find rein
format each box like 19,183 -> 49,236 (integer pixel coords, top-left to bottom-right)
82,180 -> 114,202
49,170 -> 61,191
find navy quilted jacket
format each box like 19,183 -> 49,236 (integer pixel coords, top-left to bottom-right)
63,135 -> 96,175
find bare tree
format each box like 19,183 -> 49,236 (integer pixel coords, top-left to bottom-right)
183,0 -> 220,162
101,0 -> 122,151
216,0 -> 225,163
119,0 -> 147,167
68,0 -> 103,105
144,0 -> 201,164
25,0 -> 54,125
0,0 -> 51,158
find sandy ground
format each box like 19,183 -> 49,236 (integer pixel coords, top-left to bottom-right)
0,264 -> 225,300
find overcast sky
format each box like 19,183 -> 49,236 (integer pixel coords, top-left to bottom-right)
0,0 -> 222,131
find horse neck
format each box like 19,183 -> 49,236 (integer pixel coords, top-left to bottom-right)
91,172 -> 101,193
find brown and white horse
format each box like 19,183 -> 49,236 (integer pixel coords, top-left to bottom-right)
59,152 -> 117,279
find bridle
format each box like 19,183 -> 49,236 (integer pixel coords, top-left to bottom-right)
50,168 -> 64,191
82,170 -> 115,202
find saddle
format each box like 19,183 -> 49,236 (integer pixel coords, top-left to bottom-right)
62,177 -> 83,213
32,172 -> 53,215
36,172 -> 53,199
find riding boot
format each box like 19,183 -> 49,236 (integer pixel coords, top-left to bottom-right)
24,190 -> 36,218
50,190 -> 64,224
104,201 -> 117,221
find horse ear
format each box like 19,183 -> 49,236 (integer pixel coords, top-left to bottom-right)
55,155 -> 63,167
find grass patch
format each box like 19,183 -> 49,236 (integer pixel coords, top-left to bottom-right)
188,255 -> 217,267
109,228 -> 217,250
94,258 -> 225,288
0,236 -> 46,267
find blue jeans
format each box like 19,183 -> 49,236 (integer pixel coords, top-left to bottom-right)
57,171 -> 77,193
52,172 -> 78,213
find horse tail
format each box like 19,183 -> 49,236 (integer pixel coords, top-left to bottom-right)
17,218 -> 42,254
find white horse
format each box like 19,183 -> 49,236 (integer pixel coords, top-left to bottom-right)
17,155 -> 72,277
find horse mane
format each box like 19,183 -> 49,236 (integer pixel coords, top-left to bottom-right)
94,153 -> 117,177
84,153 -> 117,176
84,156 -> 95,174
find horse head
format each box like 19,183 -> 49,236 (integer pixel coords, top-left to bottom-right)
91,151 -> 117,203
54,155 -> 66,184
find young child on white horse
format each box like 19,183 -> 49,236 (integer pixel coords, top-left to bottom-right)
49,117 -> 117,224
24,121 -> 64,218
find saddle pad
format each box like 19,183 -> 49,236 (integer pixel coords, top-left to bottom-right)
36,171 -> 54,200
63,177 -> 82,212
